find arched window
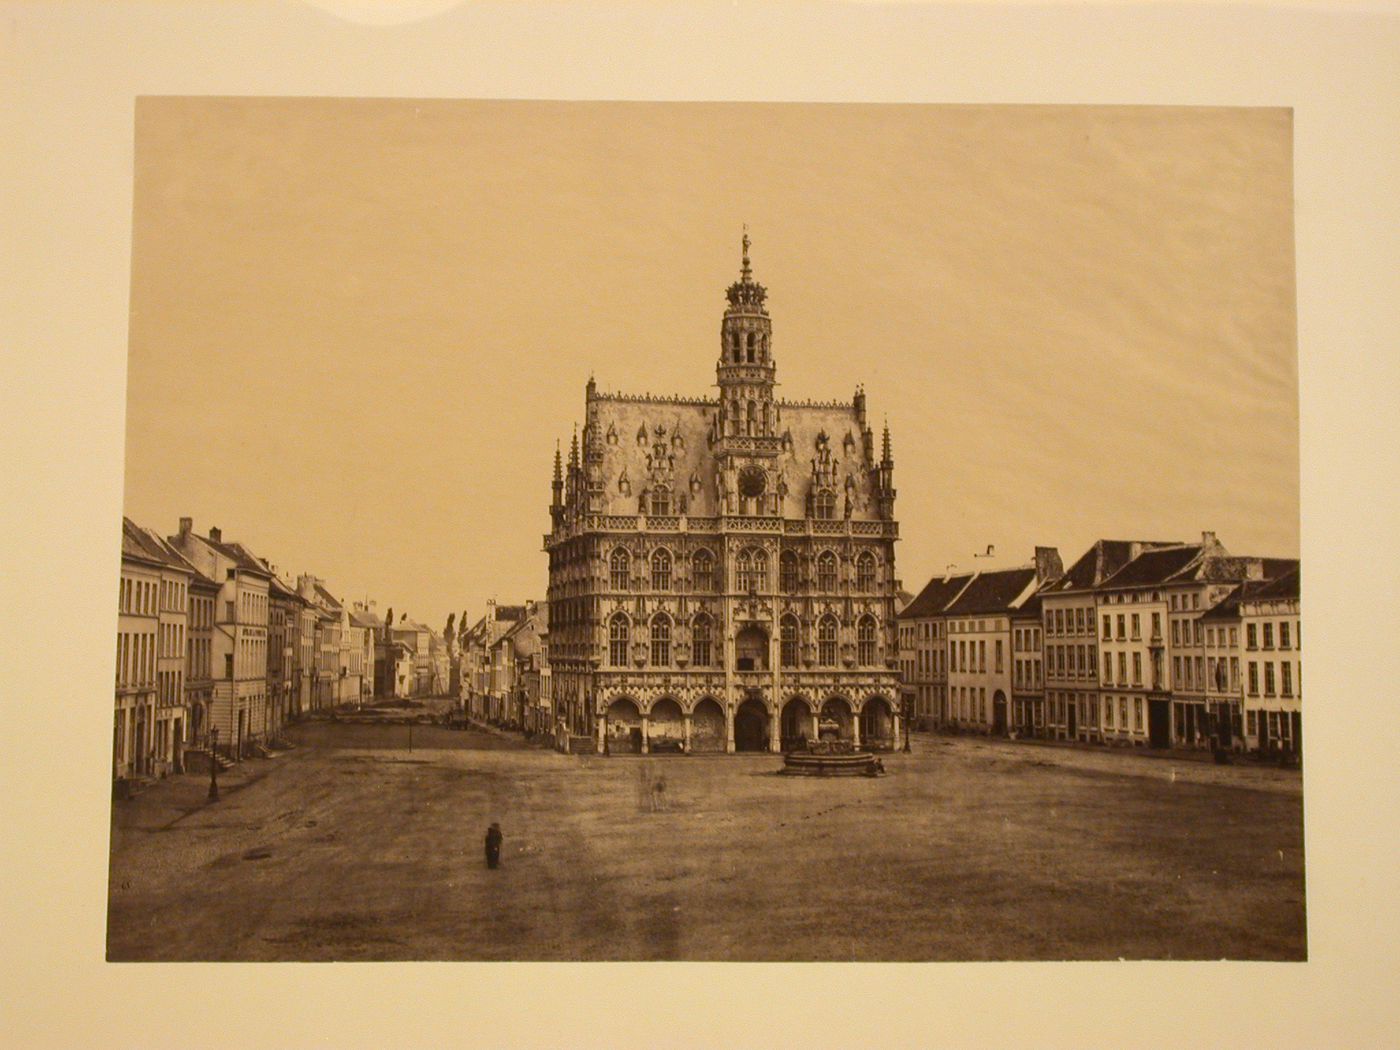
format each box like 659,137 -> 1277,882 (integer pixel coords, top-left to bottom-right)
692,549 -> 715,593
816,550 -> 838,592
691,614 -> 712,667
650,614 -> 671,666
609,548 -> 630,591
737,547 -> 766,592
746,331 -> 756,362
817,616 -> 838,667
651,548 -> 672,591
856,551 -> 877,591
814,489 -> 836,520
609,614 -> 629,667
857,616 -> 877,665
780,615 -> 800,668
649,487 -> 671,516
779,550 -> 800,593
746,401 -> 757,436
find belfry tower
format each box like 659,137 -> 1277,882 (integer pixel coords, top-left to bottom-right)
716,228 -> 777,440
713,229 -> 784,516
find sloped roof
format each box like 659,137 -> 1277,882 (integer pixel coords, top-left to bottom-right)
122,518 -> 189,571
944,567 -> 1038,617
461,616 -> 488,645
1249,567 -> 1300,602
267,574 -> 305,603
200,535 -> 273,577
1098,545 -> 1203,589
586,395 -> 880,520
898,572 -> 975,620
1199,581 -> 1254,621
1042,539 -> 1180,593
1013,591 -> 1044,619
1261,558 -> 1301,580
349,607 -> 384,629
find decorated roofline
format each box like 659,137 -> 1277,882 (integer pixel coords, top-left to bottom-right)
586,389 -> 861,412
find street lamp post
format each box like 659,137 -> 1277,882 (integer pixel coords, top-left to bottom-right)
207,725 -> 220,801
903,697 -> 913,753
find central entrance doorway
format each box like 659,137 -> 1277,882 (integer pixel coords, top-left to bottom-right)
733,702 -> 767,750
734,698 -> 768,751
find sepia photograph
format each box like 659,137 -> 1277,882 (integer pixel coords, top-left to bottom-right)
7,2 -> 1398,1047
108,98 -> 1304,962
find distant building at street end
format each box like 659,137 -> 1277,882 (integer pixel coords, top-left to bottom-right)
462,600 -> 527,720
545,234 -> 902,755
349,602 -> 383,703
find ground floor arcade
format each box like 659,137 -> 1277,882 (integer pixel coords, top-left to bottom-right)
595,692 -> 901,755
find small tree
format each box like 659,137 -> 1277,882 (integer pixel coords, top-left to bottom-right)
444,613 -> 456,653
384,607 -> 394,640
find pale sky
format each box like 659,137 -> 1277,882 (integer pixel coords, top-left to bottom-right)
124,99 -> 1297,627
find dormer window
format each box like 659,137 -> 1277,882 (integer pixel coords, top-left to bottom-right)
814,489 -> 836,520
649,488 -> 671,516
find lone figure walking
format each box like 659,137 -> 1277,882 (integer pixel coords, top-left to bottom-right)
484,822 -> 503,869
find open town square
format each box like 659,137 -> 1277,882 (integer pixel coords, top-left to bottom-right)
107,708 -> 1304,962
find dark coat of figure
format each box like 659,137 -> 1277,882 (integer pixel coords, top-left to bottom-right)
485,822 -> 503,869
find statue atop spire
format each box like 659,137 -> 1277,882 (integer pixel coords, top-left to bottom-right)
725,225 -> 767,312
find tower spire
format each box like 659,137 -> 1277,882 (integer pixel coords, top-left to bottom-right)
741,224 -> 752,282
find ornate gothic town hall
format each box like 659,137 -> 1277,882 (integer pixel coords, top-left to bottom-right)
546,235 -> 902,755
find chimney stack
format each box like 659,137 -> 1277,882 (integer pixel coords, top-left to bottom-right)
179,517 -> 192,537
209,526 -> 222,543
1034,546 -> 1064,583
1201,530 -> 1218,548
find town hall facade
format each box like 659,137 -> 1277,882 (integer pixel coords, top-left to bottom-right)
545,235 -> 902,754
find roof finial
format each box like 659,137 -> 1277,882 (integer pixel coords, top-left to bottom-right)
741,224 -> 752,282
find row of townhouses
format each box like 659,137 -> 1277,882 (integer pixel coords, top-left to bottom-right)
115,516 -> 434,788
897,532 -> 1301,756
459,600 -> 552,736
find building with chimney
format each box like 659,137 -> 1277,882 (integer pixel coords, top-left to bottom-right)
545,234 -> 902,755
1036,539 -> 1178,744
897,571 -> 975,727
940,549 -> 1062,735
1201,567 -> 1301,755
116,519 -> 194,784
167,519 -> 271,759
1090,533 -> 1295,749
